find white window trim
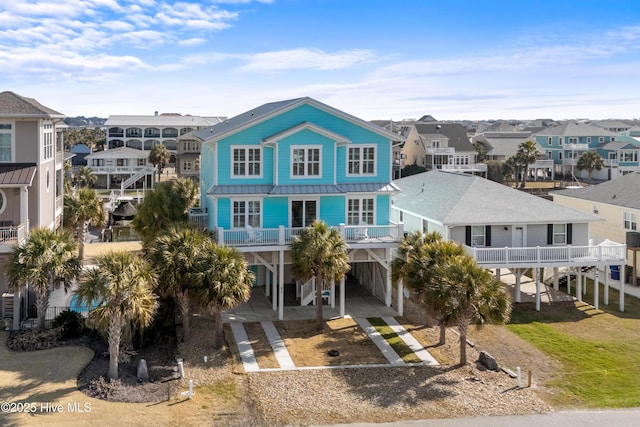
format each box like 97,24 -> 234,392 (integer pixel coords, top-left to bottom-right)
624,211 -> 638,231
231,146 -> 263,178
0,121 -> 14,163
553,224 -> 567,245
0,188 -> 6,214
232,198 -> 262,229
346,196 -> 375,225
289,198 -> 319,228
471,225 -> 485,247
290,145 -> 322,179
347,145 -> 377,176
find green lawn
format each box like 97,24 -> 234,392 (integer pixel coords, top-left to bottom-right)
367,317 -> 422,363
507,285 -> 640,408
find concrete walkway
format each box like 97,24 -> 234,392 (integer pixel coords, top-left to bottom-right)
230,317 -> 439,372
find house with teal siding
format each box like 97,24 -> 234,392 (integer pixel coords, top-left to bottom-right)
190,97 -> 405,320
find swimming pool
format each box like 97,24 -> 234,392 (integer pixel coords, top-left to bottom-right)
68,294 -> 100,313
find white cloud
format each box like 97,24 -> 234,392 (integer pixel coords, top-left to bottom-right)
179,38 -> 207,47
239,48 -> 378,72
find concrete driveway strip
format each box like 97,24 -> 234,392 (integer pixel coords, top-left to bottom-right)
382,316 -> 439,366
354,317 -> 405,366
261,320 -> 296,370
229,322 -> 259,372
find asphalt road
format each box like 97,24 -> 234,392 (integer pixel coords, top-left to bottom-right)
314,409 -> 640,427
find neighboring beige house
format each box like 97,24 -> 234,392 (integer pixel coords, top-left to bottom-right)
175,131 -> 201,183
0,91 -> 66,328
551,172 -> 640,285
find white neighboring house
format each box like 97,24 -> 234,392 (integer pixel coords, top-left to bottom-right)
84,146 -> 154,191
551,172 -> 640,286
391,170 -> 628,311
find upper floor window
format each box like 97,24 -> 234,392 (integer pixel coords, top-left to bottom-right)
126,127 -> 142,138
292,146 -> 320,177
548,137 -> 552,146
553,224 -> 567,244
144,128 -> 161,138
599,137 -> 605,143
432,140 -> 441,148
347,197 -> 374,225
233,200 -> 260,228
108,127 -> 124,137
559,137 -> 563,146
183,140 -> 200,152
471,225 -> 485,247
624,211 -> 638,231
621,151 -> 639,162
0,123 -> 12,162
232,147 -> 261,177
347,146 -> 375,175
587,137 -> 591,143
43,129 -> 53,160
568,137 -> 578,144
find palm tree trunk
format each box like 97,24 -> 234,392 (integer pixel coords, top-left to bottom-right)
108,312 -> 122,379
176,291 -> 190,342
315,272 -> 324,331
35,288 -> 49,330
78,222 -> 86,261
212,306 -> 224,349
458,318 -> 469,365
438,319 -> 447,345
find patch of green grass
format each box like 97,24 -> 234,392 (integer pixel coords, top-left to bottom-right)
366,317 -> 421,364
507,320 -> 640,408
196,378 -> 239,403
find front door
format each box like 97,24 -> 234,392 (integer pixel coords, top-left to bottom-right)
512,226 -> 525,247
291,200 -> 317,228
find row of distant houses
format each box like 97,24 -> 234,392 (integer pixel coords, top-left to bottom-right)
1,91 -> 638,329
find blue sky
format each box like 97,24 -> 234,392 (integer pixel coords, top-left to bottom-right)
2,0 -> 640,121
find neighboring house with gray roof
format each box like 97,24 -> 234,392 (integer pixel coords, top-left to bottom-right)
0,91 -> 67,328
472,131 -> 535,161
552,172 -> 640,285
411,123 -> 486,175
392,170 -> 628,310
531,121 -> 628,181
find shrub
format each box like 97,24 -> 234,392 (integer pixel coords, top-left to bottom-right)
53,309 -> 85,338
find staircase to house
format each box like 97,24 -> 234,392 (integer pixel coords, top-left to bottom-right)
120,167 -> 153,193
299,277 -> 331,306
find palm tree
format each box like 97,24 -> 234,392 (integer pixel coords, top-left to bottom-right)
195,242 -> 253,348
6,228 -> 81,329
73,166 -> 97,188
577,151 -> 605,183
148,144 -> 171,182
147,226 -> 209,342
290,220 -> 351,330
133,180 -> 199,245
433,255 -> 511,365
75,251 -> 158,379
516,140 -> 541,188
63,188 -> 105,260
405,237 -> 466,345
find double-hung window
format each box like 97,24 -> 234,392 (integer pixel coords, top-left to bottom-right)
348,146 -> 375,175
553,224 -> 567,244
624,211 -> 638,231
471,226 -> 485,246
43,122 -> 53,160
291,146 -> 320,177
232,147 -> 261,177
0,123 -> 12,162
233,200 -> 261,228
347,197 -> 374,225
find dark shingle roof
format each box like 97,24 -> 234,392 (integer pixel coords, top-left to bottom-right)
551,172 -> 640,209
0,91 -> 64,117
414,123 -> 474,152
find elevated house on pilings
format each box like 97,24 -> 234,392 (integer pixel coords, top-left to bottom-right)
391,170 -> 628,311
189,97 -> 405,320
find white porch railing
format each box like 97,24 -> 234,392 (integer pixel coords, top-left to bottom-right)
466,243 -> 627,268
187,222 -> 404,247
0,221 -> 29,251
300,278 -> 315,306
441,163 -> 488,172
605,159 -> 619,167
87,165 -> 150,174
425,147 -> 455,155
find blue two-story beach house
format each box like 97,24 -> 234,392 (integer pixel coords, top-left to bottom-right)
190,97 -> 404,320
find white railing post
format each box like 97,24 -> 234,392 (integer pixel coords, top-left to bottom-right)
339,223 -> 346,240
397,222 -> 404,240
279,225 -> 285,245
505,247 -> 509,264
217,227 -> 224,245
536,246 -> 541,263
